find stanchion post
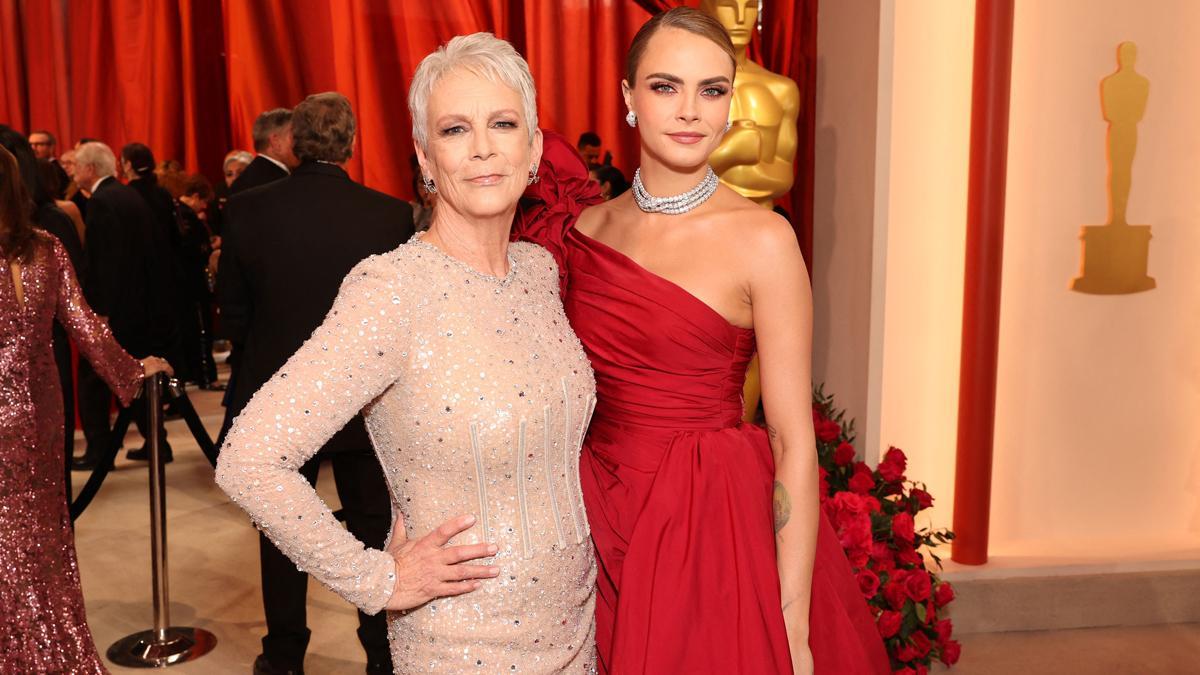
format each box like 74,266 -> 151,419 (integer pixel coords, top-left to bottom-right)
107,374 -> 217,667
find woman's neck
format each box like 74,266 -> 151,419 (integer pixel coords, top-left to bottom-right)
424,206 -> 514,277
636,151 -> 711,198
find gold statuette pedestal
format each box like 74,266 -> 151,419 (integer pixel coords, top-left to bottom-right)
1071,224 -> 1155,294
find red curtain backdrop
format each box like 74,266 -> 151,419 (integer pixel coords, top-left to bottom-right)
1,0 -> 228,178
1,0 -> 813,262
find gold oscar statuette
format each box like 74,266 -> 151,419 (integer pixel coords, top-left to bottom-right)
1071,41 -> 1156,295
701,0 -> 801,421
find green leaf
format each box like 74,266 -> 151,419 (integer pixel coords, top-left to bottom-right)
915,602 -> 927,623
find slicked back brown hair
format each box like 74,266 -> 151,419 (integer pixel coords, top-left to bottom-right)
625,7 -> 736,82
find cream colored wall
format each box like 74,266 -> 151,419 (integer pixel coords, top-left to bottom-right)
875,0 -> 976,531
817,0 -> 1199,551
990,0 -> 1200,551
812,0 -> 883,456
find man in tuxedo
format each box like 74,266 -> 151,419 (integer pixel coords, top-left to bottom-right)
230,108 -> 298,195
220,108 -> 299,439
217,92 -> 413,675
28,130 -> 69,197
71,142 -> 176,470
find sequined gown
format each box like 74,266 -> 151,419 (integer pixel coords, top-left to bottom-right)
216,235 -> 598,673
0,232 -> 144,673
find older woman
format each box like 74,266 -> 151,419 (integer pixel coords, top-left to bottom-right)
215,33 -> 597,674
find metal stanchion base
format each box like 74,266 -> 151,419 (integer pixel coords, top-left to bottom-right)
107,627 -> 217,668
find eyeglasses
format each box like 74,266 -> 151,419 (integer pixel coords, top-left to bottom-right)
30,141 -> 52,147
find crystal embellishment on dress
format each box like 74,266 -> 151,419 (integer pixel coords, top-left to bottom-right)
631,166 -> 719,215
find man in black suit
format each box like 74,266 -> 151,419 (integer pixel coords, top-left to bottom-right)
220,108 -> 298,440
120,143 -> 188,447
28,130 -> 70,198
230,108 -> 297,196
217,92 -> 413,675
71,142 -> 176,470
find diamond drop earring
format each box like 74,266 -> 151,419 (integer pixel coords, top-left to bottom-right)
421,175 -> 437,194
527,164 -> 540,185
626,110 -> 637,128
725,120 -> 732,133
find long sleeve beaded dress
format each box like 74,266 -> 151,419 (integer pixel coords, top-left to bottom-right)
216,236 -> 598,673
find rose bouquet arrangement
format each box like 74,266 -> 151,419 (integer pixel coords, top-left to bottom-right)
812,385 -> 961,673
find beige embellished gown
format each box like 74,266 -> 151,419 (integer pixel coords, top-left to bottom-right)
216,236 -> 597,673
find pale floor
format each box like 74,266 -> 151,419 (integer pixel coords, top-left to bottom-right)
69,377 -> 1200,674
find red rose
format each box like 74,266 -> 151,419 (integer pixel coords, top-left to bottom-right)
904,570 -> 932,602
883,576 -> 909,610
934,581 -> 956,607
877,610 -> 902,638
910,488 -> 934,510
925,600 -> 937,624
865,496 -> 882,513
911,631 -> 933,658
849,470 -> 875,495
934,619 -> 953,644
940,639 -> 962,665
871,542 -> 896,571
878,446 -> 907,483
828,490 -> 869,517
842,519 -> 872,551
896,641 -> 920,662
893,669 -> 916,675
812,407 -> 825,426
848,548 -> 870,569
856,569 -> 881,598
834,441 -> 856,466
897,546 -> 923,567
916,666 -> 929,675
816,419 -> 842,443
818,467 -> 831,500
892,512 -> 916,544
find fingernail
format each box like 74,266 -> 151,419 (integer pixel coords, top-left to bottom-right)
487,544 -> 498,554
489,567 -> 500,576
465,515 -> 476,524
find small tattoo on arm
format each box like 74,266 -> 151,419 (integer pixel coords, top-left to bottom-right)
773,480 -> 792,534
767,424 -> 780,442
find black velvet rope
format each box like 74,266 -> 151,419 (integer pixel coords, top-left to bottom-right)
68,406 -> 134,522
69,380 -> 219,521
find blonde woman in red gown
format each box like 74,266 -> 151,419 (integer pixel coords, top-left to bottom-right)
0,146 -> 172,673
515,8 -> 891,675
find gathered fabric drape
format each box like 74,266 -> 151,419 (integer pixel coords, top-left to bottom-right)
1,0 -> 813,263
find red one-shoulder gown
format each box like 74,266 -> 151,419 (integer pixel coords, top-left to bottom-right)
516,132 -> 890,675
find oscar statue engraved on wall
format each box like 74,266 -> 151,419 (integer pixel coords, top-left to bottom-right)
1072,41 -> 1156,295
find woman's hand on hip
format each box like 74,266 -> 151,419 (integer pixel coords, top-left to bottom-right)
383,514 -> 499,611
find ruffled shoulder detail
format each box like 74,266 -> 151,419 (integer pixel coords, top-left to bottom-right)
512,129 -> 603,294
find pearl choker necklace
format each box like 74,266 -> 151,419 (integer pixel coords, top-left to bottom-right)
631,166 -> 719,215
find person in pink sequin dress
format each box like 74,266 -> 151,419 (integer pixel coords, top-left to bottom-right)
0,146 -> 172,673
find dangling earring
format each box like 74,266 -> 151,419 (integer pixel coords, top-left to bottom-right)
724,120 -> 732,133
527,164 -> 540,185
626,110 -> 637,128
421,175 -> 437,194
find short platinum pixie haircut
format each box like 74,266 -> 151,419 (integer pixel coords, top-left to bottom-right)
408,32 -> 538,151
75,141 -> 116,178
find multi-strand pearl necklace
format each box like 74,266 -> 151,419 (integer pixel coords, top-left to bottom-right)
631,166 -> 719,215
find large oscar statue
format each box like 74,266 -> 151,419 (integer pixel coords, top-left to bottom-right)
1071,41 -> 1156,294
701,0 -> 800,421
